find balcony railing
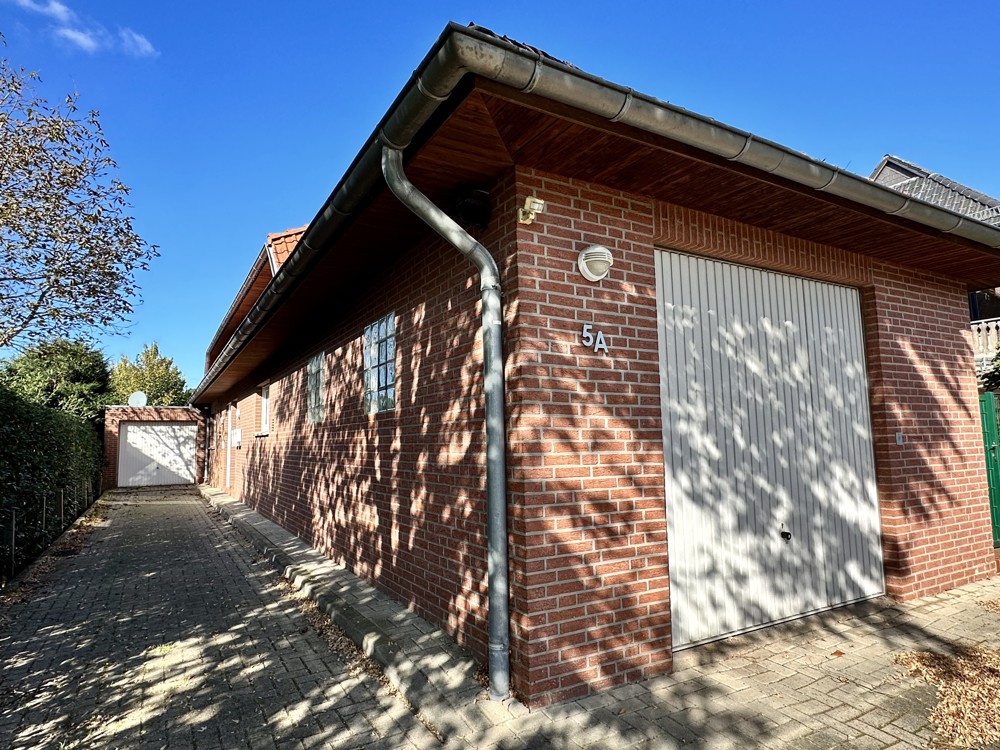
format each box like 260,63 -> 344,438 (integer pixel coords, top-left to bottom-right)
971,317 -> 1000,370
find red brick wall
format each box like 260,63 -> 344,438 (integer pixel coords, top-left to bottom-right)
204,168 -> 995,709
866,268 -> 995,597
102,406 -> 205,490
206,171 -> 521,669
654,202 -> 873,286
505,168 -> 671,704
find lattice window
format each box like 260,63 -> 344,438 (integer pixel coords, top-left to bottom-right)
363,313 -> 395,414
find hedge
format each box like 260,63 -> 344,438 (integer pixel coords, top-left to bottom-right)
0,386 -> 101,579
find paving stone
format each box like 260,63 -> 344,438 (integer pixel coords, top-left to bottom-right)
0,489 -> 429,750
822,703 -> 866,723
7,485 -> 1000,750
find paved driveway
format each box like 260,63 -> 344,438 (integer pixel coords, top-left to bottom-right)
3,487 -> 1000,750
0,489 -> 437,749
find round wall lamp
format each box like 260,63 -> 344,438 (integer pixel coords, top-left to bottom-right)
578,244 -> 614,282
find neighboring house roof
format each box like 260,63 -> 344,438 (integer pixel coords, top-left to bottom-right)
871,155 -> 1000,227
203,226 -> 306,371
192,22 -> 1000,404
266,226 -> 306,273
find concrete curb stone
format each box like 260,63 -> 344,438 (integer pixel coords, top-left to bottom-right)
197,485 -> 496,744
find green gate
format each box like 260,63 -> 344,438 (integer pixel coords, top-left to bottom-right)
978,392 -> 1000,547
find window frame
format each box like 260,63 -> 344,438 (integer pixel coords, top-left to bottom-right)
307,352 -> 325,424
259,383 -> 270,435
363,312 -> 396,415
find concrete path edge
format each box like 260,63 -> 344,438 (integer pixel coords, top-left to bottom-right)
196,484 -> 501,742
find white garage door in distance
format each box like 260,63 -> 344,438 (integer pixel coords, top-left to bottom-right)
118,422 -> 197,487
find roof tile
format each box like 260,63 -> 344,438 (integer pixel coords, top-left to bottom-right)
266,226 -> 307,271
871,155 -> 1000,226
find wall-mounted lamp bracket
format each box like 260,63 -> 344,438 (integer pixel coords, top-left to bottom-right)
517,195 -> 545,225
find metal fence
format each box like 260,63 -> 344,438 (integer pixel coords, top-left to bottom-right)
0,473 -> 101,584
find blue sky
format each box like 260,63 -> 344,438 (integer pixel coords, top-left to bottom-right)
3,1 -> 999,387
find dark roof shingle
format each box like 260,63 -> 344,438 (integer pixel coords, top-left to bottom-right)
871,155 -> 1000,226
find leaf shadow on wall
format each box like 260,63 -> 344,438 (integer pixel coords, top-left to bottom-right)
242,239 -> 495,668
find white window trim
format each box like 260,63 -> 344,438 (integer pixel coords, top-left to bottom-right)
259,383 -> 270,435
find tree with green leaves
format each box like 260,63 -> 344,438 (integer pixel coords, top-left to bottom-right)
0,338 -> 110,422
984,353 -> 1000,393
0,44 -> 157,350
109,343 -> 190,406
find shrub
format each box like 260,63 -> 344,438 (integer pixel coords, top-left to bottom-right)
0,386 -> 101,578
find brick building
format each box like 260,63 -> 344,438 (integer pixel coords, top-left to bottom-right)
103,406 -> 205,490
191,24 -> 1000,707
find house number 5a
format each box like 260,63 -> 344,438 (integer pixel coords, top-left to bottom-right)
581,323 -> 609,355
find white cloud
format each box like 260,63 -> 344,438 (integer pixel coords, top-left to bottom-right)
53,25 -> 101,53
12,0 -> 74,23
8,0 -> 159,59
119,28 -> 158,58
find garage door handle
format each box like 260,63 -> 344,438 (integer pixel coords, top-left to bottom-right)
780,530 -> 792,542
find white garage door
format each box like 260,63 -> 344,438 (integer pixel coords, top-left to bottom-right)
655,250 -> 884,648
118,422 -> 198,487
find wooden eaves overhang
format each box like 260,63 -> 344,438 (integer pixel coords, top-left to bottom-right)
191,22 -> 1000,406
202,248 -> 270,374
202,227 -> 306,374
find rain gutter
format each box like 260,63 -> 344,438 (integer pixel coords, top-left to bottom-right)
201,248 -> 269,374
193,21 -> 1000,404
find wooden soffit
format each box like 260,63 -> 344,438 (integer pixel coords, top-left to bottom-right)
463,81 -> 1000,290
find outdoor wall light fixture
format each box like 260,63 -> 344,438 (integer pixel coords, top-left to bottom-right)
578,244 -> 614,282
517,195 -> 545,225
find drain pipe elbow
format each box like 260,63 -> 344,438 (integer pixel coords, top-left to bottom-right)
381,147 -> 501,290
381,144 -> 511,701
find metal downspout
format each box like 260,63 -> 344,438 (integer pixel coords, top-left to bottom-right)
194,23 -> 1000,404
380,145 -> 511,701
